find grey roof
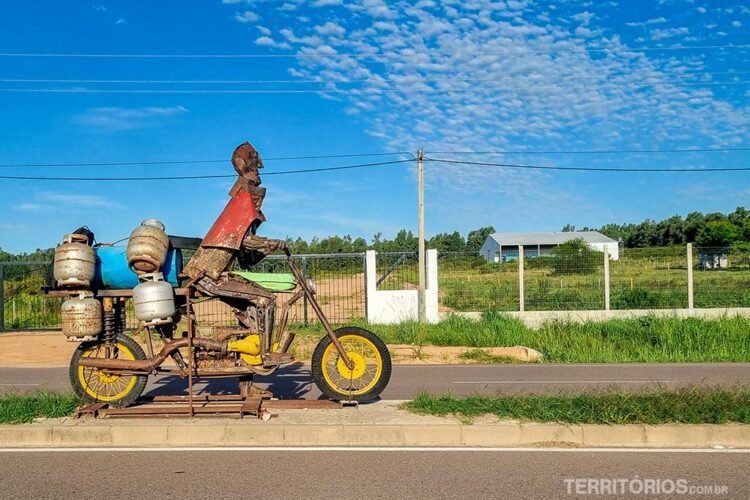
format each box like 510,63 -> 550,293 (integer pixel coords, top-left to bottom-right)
487,231 -> 616,246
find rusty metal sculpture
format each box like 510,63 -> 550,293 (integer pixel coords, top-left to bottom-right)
48,142 -> 391,412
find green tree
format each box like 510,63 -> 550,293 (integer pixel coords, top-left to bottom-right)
429,231 -> 466,252
466,226 -> 495,252
551,238 -> 602,275
695,220 -> 740,247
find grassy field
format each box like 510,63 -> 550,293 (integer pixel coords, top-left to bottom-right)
404,387 -> 750,424
295,313 -> 750,362
0,392 -> 79,424
437,247 -> 750,312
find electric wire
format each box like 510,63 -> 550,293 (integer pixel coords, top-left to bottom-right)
3,79 -> 749,94
0,43 -> 748,59
0,159 -> 412,181
426,147 -> 750,155
424,157 -> 750,172
0,148 -> 745,171
0,152 -> 413,169
3,69 -> 750,85
6,79 -> 750,93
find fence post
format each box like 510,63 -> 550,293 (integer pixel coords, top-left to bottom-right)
518,245 -> 525,312
604,246 -> 610,311
302,256 -> 309,326
687,243 -> 694,309
0,264 -> 4,331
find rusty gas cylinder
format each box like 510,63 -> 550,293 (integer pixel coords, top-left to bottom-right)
126,219 -> 169,275
61,292 -> 102,340
53,233 -> 96,288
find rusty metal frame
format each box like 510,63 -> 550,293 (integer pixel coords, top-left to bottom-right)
77,395 -> 345,419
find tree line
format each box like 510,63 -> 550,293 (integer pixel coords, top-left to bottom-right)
565,206 -> 750,248
2,207 -> 749,261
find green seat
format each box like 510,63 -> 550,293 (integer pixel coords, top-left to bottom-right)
231,272 -> 297,292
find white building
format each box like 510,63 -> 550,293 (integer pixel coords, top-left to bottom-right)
479,231 -> 620,262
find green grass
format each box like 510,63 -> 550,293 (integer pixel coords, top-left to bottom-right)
437,247 -> 750,312
403,387 -> 750,424
458,349 -> 523,364
294,313 -> 750,362
0,392 -> 79,424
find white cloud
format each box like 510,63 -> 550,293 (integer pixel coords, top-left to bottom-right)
649,26 -> 689,40
75,106 -> 188,131
312,0 -> 343,5
572,11 -> 594,25
14,193 -> 122,213
732,20 -> 742,27
114,18 -> 126,25
255,36 -> 275,46
237,0 -> 750,202
14,203 -> 43,212
314,21 -> 346,36
234,10 -> 259,23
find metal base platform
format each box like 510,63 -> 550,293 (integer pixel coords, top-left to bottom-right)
76,395 -> 356,420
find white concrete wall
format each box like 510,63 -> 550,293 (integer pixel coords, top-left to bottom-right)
590,242 -> 620,260
366,249 -> 439,324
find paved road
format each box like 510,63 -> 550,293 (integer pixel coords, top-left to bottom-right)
1,363 -> 748,398
0,448 -> 746,499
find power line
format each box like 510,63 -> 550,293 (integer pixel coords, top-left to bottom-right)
426,147 -> 750,155
1,147 -> 745,171
0,152 -> 412,169
425,157 -> 750,172
4,69 -> 750,85
0,159 -> 412,181
3,79 -> 750,94
0,44 -> 748,59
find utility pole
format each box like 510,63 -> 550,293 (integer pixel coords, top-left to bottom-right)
417,148 -> 426,322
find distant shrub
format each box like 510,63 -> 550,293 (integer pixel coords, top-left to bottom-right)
552,239 -> 602,275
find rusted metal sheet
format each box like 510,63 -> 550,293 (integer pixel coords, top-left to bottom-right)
202,190 -> 259,250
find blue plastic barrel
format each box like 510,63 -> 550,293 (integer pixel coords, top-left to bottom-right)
95,246 -> 182,289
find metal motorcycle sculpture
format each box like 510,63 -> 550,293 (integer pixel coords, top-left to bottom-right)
48,142 -> 391,407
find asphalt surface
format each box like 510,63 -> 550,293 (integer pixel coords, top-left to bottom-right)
0,449 -> 746,499
0,363 -> 748,398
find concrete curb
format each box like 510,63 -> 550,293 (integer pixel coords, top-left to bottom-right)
0,421 -> 748,449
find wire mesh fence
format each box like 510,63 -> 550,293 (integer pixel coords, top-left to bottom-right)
0,262 -> 62,329
375,252 -> 418,291
4,245 -> 750,330
0,254 -> 366,331
610,246 -> 688,309
438,252 -> 520,312
694,246 -> 750,308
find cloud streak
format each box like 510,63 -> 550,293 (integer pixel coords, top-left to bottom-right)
75,105 -> 188,131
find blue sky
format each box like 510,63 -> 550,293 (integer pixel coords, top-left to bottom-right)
1,0 -> 749,253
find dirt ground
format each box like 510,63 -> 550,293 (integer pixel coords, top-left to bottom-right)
190,273 -> 366,326
0,331 -> 539,367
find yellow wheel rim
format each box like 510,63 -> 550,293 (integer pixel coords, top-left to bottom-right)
77,342 -> 138,402
321,335 -> 383,396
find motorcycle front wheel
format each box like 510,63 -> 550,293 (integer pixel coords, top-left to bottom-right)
69,334 -> 148,408
311,326 -> 391,402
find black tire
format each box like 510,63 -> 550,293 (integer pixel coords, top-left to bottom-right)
311,326 -> 391,402
69,334 -> 148,408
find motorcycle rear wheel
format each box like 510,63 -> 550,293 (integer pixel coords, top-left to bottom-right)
69,334 -> 148,408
